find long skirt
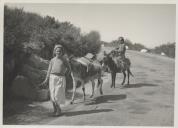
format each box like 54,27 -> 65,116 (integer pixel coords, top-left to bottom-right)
49,74 -> 66,105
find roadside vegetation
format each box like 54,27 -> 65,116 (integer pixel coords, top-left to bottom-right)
4,6 -> 101,99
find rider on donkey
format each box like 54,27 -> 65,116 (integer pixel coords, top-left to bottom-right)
115,36 -> 126,59
111,36 -> 128,71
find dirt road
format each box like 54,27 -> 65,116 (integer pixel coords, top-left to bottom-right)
4,49 -> 175,126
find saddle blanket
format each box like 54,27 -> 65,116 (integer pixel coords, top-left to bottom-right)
76,57 -> 92,66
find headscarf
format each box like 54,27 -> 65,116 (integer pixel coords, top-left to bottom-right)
53,44 -> 64,57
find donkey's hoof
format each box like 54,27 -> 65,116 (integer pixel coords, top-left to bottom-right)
70,101 -> 74,104
100,91 -> 103,95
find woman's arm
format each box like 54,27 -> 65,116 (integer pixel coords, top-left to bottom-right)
39,60 -> 52,86
45,60 -> 52,81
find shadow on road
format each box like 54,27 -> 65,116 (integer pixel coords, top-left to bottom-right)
85,94 -> 126,105
3,103 -> 50,125
64,109 -> 113,116
122,83 -> 159,88
66,91 -> 84,100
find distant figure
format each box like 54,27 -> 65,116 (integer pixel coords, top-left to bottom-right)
110,37 -> 130,73
39,44 -> 70,116
115,36 -> 126,59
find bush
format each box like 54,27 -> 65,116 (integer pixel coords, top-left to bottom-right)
4,6 -> 30,93
4,6 -> 101,95
132,43 -> 147,51
153,42 -> 175,58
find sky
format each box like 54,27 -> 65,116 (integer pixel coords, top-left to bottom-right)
6,3 -> 176,48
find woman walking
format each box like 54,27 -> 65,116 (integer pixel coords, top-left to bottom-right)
39,44 -> 70,116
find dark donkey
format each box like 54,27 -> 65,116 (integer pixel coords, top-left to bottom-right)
102,51 -> 133,88
68,56 -> 103,104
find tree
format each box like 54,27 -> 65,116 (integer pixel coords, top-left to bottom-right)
132,43 -> 147,51
80,31 -> 101,55
154,42 -> 175,58
124,39 -> 133,49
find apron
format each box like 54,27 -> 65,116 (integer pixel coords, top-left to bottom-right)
49,74 -> 66,105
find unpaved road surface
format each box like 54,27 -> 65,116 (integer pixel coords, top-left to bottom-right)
4,49 -> 175,126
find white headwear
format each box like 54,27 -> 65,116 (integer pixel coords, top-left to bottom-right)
53,44 -> 64,56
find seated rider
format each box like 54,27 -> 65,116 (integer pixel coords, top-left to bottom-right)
114,36 -> 126,59
77,53 -> 96,72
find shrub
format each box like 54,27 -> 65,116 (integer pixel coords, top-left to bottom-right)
4,6 -> 101,95
153,42 -> 175,58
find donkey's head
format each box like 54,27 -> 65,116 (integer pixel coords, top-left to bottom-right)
101,51 -> 114,72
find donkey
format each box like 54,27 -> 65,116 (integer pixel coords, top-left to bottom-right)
102,51 -> 133,88
68,56 -> 103,104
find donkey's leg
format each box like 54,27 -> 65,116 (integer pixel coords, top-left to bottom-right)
98,77 -> 103,95
81,81 -> 86,102
97,77 -> 103,94
112,72 -> 116,88
113,73 -> 116,88
90,80 -> 95,98
121,71 -> 126,85
70,80 -> 77,104
110,73 -> 113,88
127,69 -> 130,85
